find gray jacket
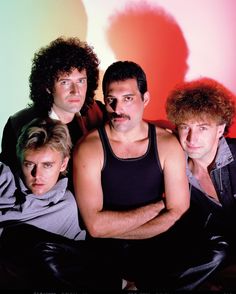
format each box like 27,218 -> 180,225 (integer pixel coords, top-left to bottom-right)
0,163 -> 85,240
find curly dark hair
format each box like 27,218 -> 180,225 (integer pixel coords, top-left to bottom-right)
29,36 -> 100,115
166,77 -> 236,135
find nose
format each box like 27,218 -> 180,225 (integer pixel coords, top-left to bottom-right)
70,82 -> 79,94
31,165 -> 42,178
110,99 -> 123,113
186,129 -> 197,144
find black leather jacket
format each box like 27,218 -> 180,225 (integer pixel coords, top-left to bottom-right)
187,137 -> 236,243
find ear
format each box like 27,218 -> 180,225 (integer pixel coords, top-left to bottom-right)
143,91 -> 150,107
60,157 -> 69,172
218,123 -> 226,138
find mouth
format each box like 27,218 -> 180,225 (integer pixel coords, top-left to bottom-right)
186,143 -> 201,151
67,99 -> 81,103
32,183 -> 44,187
112,117 -> 127,123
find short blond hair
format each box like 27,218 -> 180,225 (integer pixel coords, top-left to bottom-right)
17,118 -> 72,167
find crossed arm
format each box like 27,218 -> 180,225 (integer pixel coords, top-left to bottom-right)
73,131 -> 189,240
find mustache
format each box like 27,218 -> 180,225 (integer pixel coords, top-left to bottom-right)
109,112 -> 130,120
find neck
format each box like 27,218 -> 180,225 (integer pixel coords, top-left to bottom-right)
189,138 -> 220,173
51,106 -> 75,124
189,153 -> 217,177
107,121 -> 148,142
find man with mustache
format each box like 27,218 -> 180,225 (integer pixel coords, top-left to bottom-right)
71,60 -> 190,290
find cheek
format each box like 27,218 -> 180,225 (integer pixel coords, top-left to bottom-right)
179,138 -> 186,149
178,133 -> 186,143
22,174 -> 32,187
207,135 -> 217,146
180,135 -> 189,149
53,90 -> 66,101
105,104 -> 112,112
22,168 -> 31,179
129,103 -> 141,114
47,167 -> 62,178
82,84 -> 87,93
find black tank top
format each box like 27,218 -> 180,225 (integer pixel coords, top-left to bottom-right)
98,123 -> 164,210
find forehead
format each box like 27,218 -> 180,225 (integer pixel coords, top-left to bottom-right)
179,119 -> 218,127
106,78 -> 138,95
23,146 -> 62,162
179,114 -> 218,125
57,68 -> 87,79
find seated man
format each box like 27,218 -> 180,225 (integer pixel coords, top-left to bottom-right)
0,117 -> 121,291
72,60 -> 190,290
0,117 -> 83,239
0,117 -> 84,289
31,60 -> 190,291
166,77 -> 236,290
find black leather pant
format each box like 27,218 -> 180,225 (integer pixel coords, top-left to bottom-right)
35,234 -> 228,292
0,223 -> 122,291
0,224 -> 85,290
129,234 -> 227,291
0,223 -> 228,291
36,240 -> 122,291
170,235 -> 228,291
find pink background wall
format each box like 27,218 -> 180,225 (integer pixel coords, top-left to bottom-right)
1,0 -> 236,142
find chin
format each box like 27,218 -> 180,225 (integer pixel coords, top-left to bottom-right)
187,153 -> 202,159
32,189 -> 47,195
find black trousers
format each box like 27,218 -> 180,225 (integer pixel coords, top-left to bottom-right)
36,232 -> 228,292
132,234 -> 228,291
2,223 -> 227,291
0,223 -> 122,291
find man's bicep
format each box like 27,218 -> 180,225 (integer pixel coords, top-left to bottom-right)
73,148 -> 103,226
163,147 -> 190,213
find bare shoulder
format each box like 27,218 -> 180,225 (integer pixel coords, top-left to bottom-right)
74,128 -> 102,158
156,126 -> 179,144
155,126 -> 183,160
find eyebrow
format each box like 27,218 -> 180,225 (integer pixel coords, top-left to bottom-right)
23,160 -> 55,164
123,93 -> 134,96
179,122 -> 211,127
57,77 -> 70,81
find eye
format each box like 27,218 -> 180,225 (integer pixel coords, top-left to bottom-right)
23,162 -> 34,169
43,162 -> 53,169
124,96 -> 133,102
178,125 -> 189,131
105,97 -> 114,105
78,78 -> 87,84
60,80 -> 70,86
199,126 -> 208,131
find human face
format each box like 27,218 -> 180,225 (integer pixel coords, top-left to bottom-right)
21,146 -> 69,195
52,68 -> 87,122
177,119 -> 225,161
104,78 -> 149,132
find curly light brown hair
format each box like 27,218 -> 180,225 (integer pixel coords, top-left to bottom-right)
166,77 -> 236,135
